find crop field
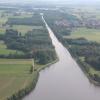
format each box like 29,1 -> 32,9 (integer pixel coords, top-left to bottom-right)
0,59 -> 34,100
64,28 -> 100,42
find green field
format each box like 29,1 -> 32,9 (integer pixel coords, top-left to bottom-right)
0,10 -> 43,35
0,10 -> 34,35
64,28 -> 100,42
11,25 -> 43,35
0,59 -> 34,100
11,25 -> 34,35
0,41 -> 23,55
0,8 -> 57,100
0,58 -> 57,100
10,14 -> 33,19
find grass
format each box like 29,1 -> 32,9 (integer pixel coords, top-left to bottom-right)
11,25 -> 34,35
34,58 -> 59,72
0,59 -> 34,100
0,10 -> 34,35
0,49 -> 23,55
0,25 -> 43,36
79,57 -> 100,83
64,27 -> 100,42
0,58 -> 58,100
89,67 -> 100,77
10,25 -> 43,35
0,41 -> 23,55
0,9 -> 57,100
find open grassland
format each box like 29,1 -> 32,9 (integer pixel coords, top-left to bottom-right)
0,59 -> 34,100
64,28 -> 100,42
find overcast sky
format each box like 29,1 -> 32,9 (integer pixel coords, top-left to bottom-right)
0,0 -> 100,4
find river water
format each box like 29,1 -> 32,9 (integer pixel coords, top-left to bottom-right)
23,17 -> 100,100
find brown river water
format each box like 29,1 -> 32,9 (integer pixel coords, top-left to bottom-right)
23,16 -> 100,100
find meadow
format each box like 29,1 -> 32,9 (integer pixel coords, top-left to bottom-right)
11,25 -> 43,35
0,59 -> 34,100
0,41 -> 23,55
0,10 -> 35,35
64,28 -> 100,42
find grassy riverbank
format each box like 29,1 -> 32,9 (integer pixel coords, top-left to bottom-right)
0,59 -> 33,100
0,58 -> 58,100
6,58 -> 58,100
75,58 -> 100,86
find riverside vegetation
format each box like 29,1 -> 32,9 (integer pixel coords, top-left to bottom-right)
0,5 -> 57,100
1,4 -> 100,100
43,8 -> 100,85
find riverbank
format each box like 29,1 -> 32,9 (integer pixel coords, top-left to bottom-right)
76,58 -> 100,86
66,46 -> 100,86
7,58 -> 59,100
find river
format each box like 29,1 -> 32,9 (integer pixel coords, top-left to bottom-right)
23,17 -> 100,100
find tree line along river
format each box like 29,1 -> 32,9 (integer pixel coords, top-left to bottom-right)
23,16 -> 100,100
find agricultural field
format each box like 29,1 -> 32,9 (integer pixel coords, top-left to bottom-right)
0,9 -> 35,35
0,6 -> 57,100
0,59 -> 34,100
64,28 -> 100,42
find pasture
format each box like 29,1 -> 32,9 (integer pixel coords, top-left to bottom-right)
0,59 -> 34,100
11,25 -> 43,35
0,41 -> 23,55
64,28 -> 100,42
